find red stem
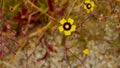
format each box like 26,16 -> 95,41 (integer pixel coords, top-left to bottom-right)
48,0 -> 54,11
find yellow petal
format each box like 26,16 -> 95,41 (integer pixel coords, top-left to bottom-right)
58,26 -> 64,32
85,0 -> 91,3
91,1 -> 95,7
84,5 -> 87,9
91,7 -> 94,11
83,49 -> 89,55
64,31 -> 71,36
60,18 -> 67,25
87,9 -> 90,13
70,25 -> 76,32
68,18 -> 74,25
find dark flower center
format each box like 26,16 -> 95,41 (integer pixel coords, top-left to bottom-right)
63,22 -> 71,30
9,6 -> 14,12
86,3 -> 92,9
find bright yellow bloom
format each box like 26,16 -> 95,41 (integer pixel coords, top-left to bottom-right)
83,48 -> 89,55
58,18 -> 76,36
84,0 -> 96,13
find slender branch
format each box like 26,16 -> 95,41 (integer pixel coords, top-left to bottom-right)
68,49 -> 87,68
66,0 -> 78,18
26,0 -> 56,21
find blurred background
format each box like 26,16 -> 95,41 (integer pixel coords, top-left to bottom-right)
0,0 -> 120,68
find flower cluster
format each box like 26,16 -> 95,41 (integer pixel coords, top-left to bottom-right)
58,0 -> 96,36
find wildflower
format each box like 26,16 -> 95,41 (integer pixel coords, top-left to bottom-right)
83,48 -> 89,55
84,0 -> 96,13
58,18 -> 76,36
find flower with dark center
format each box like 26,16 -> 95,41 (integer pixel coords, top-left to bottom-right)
58,18 -> 76,36
9,6 -> 14,12
84,0 -> 96,13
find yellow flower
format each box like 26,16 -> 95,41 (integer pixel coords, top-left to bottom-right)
84,0 -> 96,13
58,18 -> 76,36
83,48 -> 89,55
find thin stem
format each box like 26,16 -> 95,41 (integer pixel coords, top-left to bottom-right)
65,0 -> 78,18
62,36 -> 71,68
68,49 -> 87,68
26,0 -> 56,21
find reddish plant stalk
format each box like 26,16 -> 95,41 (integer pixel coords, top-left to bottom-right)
5,45 -> 16,55
43,37 -> 57,53
48,0 -> 54,11
37,51 -> 48,62
7,37 -> 19,46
